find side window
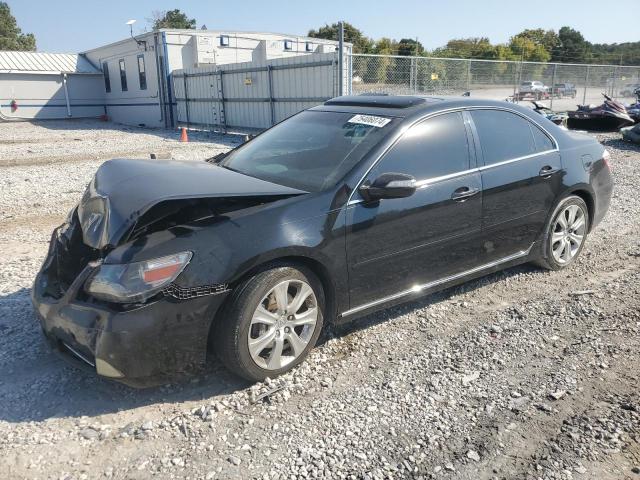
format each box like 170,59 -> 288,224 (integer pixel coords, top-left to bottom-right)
119,59 -> 128,92
102,61 -> 111,93
470,110 -> 536,165
530,123 -> 554,152
373,111 -> 470,179
137,54 -> 147,90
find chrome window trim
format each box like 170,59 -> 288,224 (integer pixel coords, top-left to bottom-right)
344,104 -> 560,208
414,167 -> 480,188
340,245 -> 533,317
477,149 -> 558,171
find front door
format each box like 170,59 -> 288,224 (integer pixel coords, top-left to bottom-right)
345,111 -> 484,311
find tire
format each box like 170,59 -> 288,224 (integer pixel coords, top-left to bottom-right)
535,195 -> 590,271
213,264 -> 324,382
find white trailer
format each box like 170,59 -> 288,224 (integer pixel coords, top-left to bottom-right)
82,29 -> 349,128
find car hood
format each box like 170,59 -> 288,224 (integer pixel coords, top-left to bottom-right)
77,158 -> 305,250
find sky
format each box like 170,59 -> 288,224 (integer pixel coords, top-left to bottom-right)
8,0 -> 640,53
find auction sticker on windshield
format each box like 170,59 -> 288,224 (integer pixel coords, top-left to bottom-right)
348,114 -> 391,128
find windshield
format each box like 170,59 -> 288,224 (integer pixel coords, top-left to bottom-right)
219,111 -> 396,192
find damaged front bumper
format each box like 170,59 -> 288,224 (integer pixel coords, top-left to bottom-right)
31,226 -> 231,388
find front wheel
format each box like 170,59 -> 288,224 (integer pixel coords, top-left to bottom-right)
214,265 -> 324,381
535,195 -> 589,271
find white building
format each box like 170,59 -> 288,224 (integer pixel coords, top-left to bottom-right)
82,29 -> 347,128
0,51 -> 104,120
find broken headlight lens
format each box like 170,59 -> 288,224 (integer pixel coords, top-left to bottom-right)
85,252 -> 192,303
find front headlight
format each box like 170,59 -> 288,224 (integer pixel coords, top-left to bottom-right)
85,252 -> 192,303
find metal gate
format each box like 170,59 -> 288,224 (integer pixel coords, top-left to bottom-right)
173,52 -> 340,131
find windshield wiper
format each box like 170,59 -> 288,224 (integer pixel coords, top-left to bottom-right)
205,151 -> 228,164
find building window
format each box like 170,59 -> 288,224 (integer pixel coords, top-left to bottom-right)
284,39 -> 293,51
119,59 -> 128,92
305,42 -> 314,52
137,54 -> 147,90
102,61 -> 111,93
220,35 -> 229,47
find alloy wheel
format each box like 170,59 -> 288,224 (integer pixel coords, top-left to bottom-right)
247,279 -> 318,370
551,204 -> 586,265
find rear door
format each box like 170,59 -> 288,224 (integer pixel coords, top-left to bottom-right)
468,109 -> 562,262
345,111 -> 484,311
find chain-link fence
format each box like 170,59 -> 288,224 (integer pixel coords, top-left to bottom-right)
350,54 -> 640,111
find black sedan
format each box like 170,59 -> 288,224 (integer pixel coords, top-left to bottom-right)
32,95 -> 613,386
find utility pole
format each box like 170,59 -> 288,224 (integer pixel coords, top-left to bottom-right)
338,21 -> 344,96
515,45 -> 525,102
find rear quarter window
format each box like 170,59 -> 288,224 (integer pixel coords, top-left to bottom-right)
530,122 -> 555,152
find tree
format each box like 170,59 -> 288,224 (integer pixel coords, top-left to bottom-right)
590,41 -> 640,66
553,27 -> 590,63
373,37 -> 395,55
508,36 -> 551,62
511,28 -> 558,54
0,2 -> 35,51
358,38 -> 394,84
432,38 -> 498,60
397,38 -> 423,56
307,22 -> 374,53
151,9 -> 196,30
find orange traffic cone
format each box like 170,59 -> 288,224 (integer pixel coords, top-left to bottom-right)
180,127 -> 188,143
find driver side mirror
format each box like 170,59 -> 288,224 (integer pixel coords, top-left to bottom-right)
359,172 -> 417,202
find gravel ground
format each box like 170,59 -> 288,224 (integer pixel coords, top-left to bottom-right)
0,124 -> 639,480
0,118 -> 236,167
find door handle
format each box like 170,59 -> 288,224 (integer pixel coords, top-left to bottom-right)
539,165 -> 560,177
451,186 -> 480,201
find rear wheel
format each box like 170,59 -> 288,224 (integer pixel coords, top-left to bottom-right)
535,195 -> 589,270
214,265 -> 324,381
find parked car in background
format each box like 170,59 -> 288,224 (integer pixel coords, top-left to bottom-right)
552,83 -> 577,98
517,81 -> 549,100
32,95 -> 613,387
620,83 -> 640,97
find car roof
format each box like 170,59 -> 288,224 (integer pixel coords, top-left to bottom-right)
312,95 -> 536,120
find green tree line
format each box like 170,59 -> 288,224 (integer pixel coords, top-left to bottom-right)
308,22 -> 640,66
